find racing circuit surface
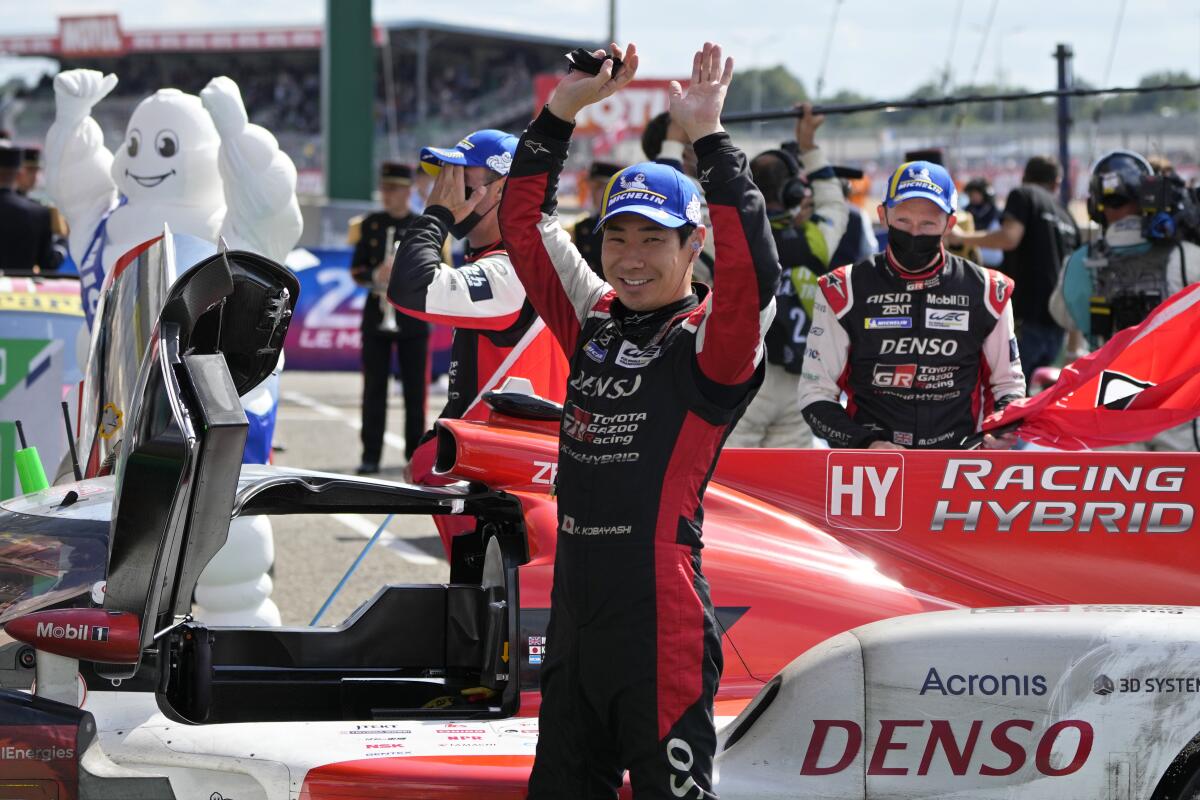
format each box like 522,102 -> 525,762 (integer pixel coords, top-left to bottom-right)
267,370 -> 450,626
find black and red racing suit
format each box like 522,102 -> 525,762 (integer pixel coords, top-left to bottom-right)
797,251 -> 1026,448
387,206 -> 569,479
500,108 -> 779,799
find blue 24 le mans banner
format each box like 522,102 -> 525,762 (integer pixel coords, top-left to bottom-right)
283,249 -> 451,373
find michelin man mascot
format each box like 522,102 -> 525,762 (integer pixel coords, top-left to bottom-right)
45,70 -> 303,625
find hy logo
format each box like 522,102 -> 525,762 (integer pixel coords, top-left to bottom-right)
825,451 -> 905,531
35,622 -> 109,642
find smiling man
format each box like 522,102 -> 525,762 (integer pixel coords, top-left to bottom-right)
500,41 -> 779,799
798,160 -> 1026,450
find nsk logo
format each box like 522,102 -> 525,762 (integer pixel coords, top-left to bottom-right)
35,622 -> 109,641
825,452 -> 904,531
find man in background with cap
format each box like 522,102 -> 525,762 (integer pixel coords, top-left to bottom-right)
570,158 -> 622,277
348,161 -> 429,475
501,42 -> 779,798
13,146 -> 67,271
387,128 -> 567,481
0,145 -> 56,273
799,159 -> 1025,449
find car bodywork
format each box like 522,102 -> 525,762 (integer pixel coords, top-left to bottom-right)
1,246 -> 1200,798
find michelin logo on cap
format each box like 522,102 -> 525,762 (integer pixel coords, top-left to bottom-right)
897,166 -> 943,195
885,159 -> 958,214
597,162 -> 702,229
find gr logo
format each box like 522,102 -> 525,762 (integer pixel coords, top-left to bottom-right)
825,452 -> 904,531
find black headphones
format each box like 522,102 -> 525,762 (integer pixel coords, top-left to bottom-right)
761,148 -> 810,209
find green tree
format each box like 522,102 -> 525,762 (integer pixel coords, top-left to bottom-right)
724,65 -> 808,115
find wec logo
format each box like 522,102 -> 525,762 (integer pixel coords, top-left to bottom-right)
35,622 -> 109,642
826,452 -> 904,531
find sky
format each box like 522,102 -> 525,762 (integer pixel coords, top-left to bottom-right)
10,0 -> 1200,99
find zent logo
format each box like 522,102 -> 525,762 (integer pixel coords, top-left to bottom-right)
825,452 -> 904,531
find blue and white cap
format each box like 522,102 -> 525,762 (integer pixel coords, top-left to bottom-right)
420,129 -> 518,176
884,160 -> 958,214
596,161 -> 703,229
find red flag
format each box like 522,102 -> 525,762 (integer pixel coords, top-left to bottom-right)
982,282 -> 1200,449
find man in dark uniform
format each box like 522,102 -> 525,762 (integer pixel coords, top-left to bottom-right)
570,159 -> 622,277
348,161 -> 429,475
16,146 -> 67,270
0,146 -> 56,273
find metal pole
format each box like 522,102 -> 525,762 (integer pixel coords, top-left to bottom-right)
608,0 -> 617,45
323,0 -> 374,201
1055,43 -> 1074,205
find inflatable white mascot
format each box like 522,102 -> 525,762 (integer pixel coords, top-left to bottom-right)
46,70 -> 303,626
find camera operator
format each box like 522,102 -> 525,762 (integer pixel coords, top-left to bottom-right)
1050,148 -> 1200,450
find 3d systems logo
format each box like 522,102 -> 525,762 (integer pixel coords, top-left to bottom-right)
1092,675 -> 1115,696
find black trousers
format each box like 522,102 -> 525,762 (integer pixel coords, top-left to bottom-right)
528,543 -> 722,799
360,331 -> 429,463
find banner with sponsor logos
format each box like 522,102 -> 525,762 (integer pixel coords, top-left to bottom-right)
714,448 -> 1200,606
283,248 -> 452,373
532,76 -> 683,137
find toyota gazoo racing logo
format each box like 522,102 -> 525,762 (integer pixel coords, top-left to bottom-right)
35,621 -> 109,642
873,363 -> 916,388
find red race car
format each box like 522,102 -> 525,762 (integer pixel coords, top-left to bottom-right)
2,247 -> 1199,799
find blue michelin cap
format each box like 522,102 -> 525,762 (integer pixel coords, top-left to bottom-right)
420,129 -> 518,176
884,160 -> 958,214
596,162 -> 703,229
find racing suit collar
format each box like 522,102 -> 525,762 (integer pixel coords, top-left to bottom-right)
884,245 -> 946,282
611,287 -> 703,347
465,239 -> 505,262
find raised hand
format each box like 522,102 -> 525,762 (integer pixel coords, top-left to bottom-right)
547,42 -> 639,123
427,165 -> 504,223
794,102 -> 825,154
669,42 -> 734,142
53,69 -> 118,122
200,76 -> 250,137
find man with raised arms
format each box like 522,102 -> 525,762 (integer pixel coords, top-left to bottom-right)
500,41 -> 780,799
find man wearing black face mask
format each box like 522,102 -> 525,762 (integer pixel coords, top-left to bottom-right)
798,160 -> 1026,449
387,129 -> 569,480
